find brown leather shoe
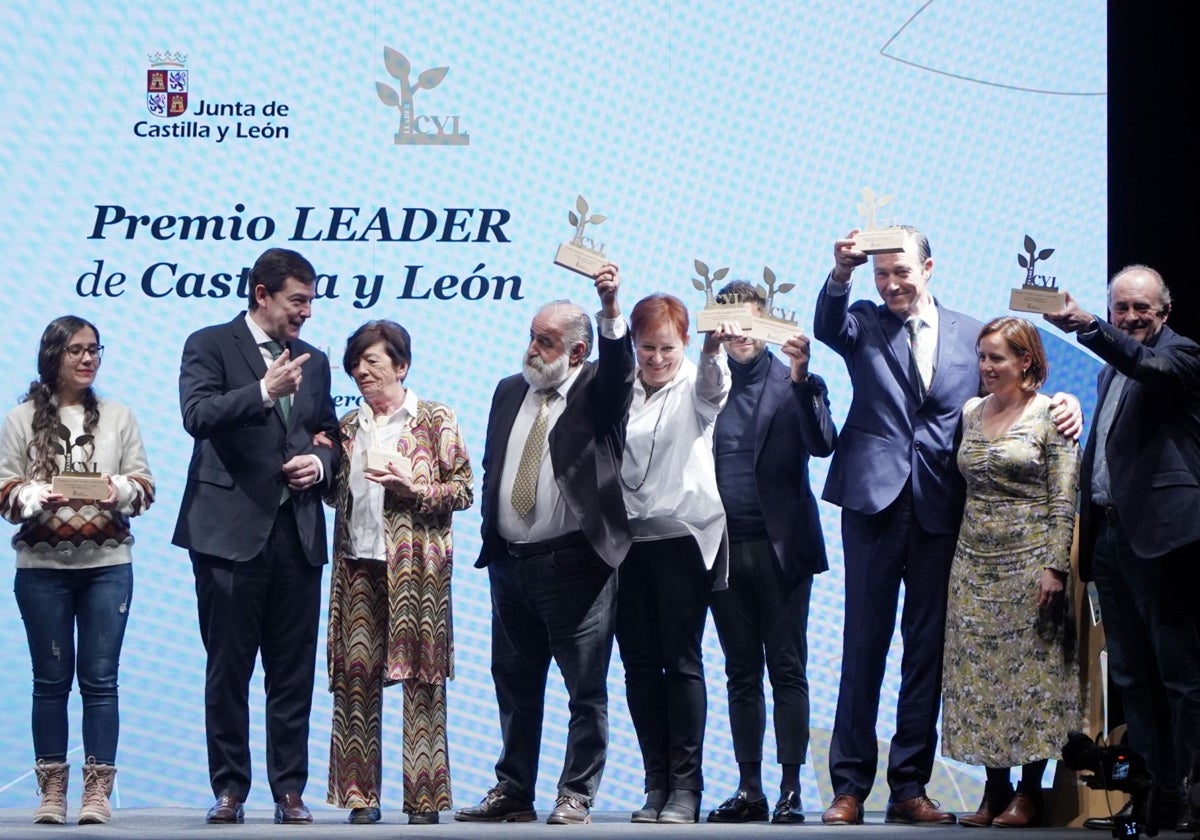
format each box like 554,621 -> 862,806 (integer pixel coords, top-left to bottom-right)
885,795 -> 957,825
274,792 -> 313,824
822,794 -> 864,825
206,794 -> 245,824
991,791 -> 1040,828
959,783 -> 1014,828
546,795 -> 591,825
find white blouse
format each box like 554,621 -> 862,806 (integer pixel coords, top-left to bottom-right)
347,389 -> 418,560
621,352 -> 730,570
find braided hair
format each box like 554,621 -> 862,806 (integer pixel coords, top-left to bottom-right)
20,316 -> 101,481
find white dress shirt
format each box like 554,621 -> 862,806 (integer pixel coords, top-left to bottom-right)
496,313 -> 627,544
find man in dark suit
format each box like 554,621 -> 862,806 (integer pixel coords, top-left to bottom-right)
813,226 -> 978,826
1045,265 -> 1200,834
704,280 -> 837,826
814,228 -> 1082,826
173,247 -> 340,825
455,264 -> 633,826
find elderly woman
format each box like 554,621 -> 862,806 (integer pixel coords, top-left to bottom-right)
941,317 -> 1080,828
618,293 -> 730,824
323,320 -> 472,825
0,316 -> 154,826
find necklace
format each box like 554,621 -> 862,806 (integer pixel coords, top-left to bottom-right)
620,387 -> 670,492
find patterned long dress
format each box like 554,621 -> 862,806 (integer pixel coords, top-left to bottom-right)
940,393 -> 1081,766
325,399 -> 472,813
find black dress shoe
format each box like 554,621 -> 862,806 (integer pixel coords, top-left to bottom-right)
274,792 -> 313,824
348,806 -> 381,824
454,788 -> 536,822
408,811 -> 439,825
772,790 -> 806,824
707,790 -> 768,823
206,794 -> 245,824
1082,799 -> 1133,830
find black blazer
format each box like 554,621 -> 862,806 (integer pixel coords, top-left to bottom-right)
748,358 -> 837,581
476,330 -> 635,569
1078,321 -> 1200,576
172,315 -> 341,565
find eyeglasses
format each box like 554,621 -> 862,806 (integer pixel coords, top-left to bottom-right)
65,344 -> 105,360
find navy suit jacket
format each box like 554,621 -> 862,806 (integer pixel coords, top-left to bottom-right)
744,358 -> 837,581
476,330 -> 635,569
172,314 -> 341,565
814,282 -> 982,535
1078,321 -> 1200,575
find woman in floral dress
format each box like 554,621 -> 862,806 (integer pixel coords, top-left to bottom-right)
941,317 -> 1080,828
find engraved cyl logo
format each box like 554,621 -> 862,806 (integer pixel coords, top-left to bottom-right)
376,47 -> 469,146
1018,234 -> 1057,290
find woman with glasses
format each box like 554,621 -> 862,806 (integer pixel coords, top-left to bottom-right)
0,316 -> 154,825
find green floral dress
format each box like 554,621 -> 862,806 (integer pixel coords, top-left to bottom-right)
941,393 -> 1081,766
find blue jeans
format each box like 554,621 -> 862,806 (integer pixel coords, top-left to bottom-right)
14,564 -> 133,764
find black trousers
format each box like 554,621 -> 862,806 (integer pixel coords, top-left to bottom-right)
488,541 -> 617,805
192,500 -> 323,801
616,535 -> 711,792
1091,516 -> 1200,799
710,538 -> 813,766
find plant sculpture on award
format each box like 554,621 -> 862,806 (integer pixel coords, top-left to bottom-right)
693,259 -> 754,332
1009,234 -> 1066,313
50,423 -> 109,500
747,266 -> 801,345
854,187 -> 906,255
554,195 -> 610,277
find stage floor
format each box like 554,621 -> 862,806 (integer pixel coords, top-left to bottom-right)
0,807 -> 1105,838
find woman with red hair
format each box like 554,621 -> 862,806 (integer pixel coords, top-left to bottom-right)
617,293 -> 730,824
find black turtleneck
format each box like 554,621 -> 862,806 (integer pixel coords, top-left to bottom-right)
714,349 -> 772,538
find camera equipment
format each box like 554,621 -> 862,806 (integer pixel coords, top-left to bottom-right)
1062,731 -> 1153,838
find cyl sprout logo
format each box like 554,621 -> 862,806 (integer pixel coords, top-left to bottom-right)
56,424 -> 98,475
759,266 -> 797,322
692,260 -> 731,305
567,195 -> 606,252
1018,234 -> 1057,289
376,47 -> 469,146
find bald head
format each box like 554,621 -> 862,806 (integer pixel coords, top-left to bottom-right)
1108,264 -> 1170,345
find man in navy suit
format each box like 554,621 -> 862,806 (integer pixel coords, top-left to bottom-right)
455,264 -> 633,826
173,247 -> 340,825
814,227 -> 1080,826
1046,265 -> 1200,833
704,280 -> 837,825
